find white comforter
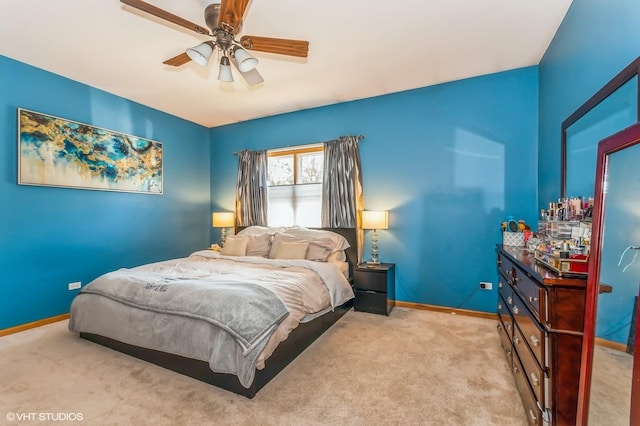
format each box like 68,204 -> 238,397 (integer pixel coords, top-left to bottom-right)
70,250 -> 354,374
181,250 -> 354,367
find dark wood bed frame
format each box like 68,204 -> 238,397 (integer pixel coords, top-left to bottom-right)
80,227 -> 357,399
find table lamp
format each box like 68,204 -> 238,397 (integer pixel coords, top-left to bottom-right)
212,212 -> 235,246
362,210 -> 388,267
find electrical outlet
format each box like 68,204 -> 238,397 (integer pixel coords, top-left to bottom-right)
479,281 -> 493,290
68,282 -> 81,291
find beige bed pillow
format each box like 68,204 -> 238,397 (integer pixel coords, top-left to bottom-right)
268,233 -> 301,258
305,238 -> 336,262
245,233 -> 272,257
269,232 -> 338,262
273,241 -> 309,260
283,227 -> 350,251
220,236 -> 248,256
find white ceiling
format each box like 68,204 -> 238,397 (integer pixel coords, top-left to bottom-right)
0,0 -> 572,128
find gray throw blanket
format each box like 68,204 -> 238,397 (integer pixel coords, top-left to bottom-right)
79,268 -> 289,385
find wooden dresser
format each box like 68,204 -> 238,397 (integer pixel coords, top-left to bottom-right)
496,245 -> 586,426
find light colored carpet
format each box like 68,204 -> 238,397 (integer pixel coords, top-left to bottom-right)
588,345 -> 633,425
0,308 -> 526,426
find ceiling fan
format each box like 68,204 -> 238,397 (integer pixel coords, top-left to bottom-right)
120,0 -> 309,86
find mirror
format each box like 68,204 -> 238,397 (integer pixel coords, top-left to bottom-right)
577,123 -> 640,424
561,57 -> 640,199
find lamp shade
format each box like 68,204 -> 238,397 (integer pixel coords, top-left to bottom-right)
233,46 -> 258,72
186,42 -> 213,66
362,211 -> 388,230
218,56 -> 234,82
212,212 -> 234,228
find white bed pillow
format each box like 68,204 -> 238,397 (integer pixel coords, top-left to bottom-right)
283,227 -> 350,251
237,226 -> 285,236
327,250 -> 347,262
220,236 -> 248,256
273,241 -> 309,259
269,232 -> 338,262
305,237 -> 337,262
268,233 -> 302,259
244,233 -> 272,257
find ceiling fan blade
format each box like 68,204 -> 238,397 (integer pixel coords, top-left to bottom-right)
218,0 -> 251,33
230,56 -> 264,86
240,36 -> 309,58
163,52 -> 192,67
120,0 -> 210,35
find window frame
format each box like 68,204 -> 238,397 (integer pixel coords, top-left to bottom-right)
266,144 -> 325,227
267,145 -> 324,187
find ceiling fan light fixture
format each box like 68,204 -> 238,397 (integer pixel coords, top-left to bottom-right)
232,46 -> 258,72
218,55 -> 234,82
186,42 -> 213,66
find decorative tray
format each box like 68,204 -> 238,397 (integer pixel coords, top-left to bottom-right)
534,249 -> 588,277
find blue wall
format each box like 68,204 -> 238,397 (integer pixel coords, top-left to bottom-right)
538,0 -> 640,207
0,56 -> 211,329
210,67 -> 539,313
539,0 -> 640,343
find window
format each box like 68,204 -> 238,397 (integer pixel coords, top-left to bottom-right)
267,145 -> 324,227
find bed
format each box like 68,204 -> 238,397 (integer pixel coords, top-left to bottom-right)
69,227 -> 356,398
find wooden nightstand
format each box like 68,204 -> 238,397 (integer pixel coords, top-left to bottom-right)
353,263 -> 395,315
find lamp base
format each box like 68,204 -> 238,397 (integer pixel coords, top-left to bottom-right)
366,261 -> 381,268
221,227 -> 227,247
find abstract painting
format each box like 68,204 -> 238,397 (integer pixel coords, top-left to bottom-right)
18,108 -> 163,194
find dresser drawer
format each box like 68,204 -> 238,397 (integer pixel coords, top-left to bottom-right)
512,355 -> 543,426
498,294 -> 511,319
511,292 -> 545,369
513,323 -> 545,403
497,314 -> 513,366
353,269 -> 387,292
498,274 -> 512,303
497,252 -> 516,283
513,268 -> 547,323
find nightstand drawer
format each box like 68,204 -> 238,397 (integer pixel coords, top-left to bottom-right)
353,269 -> 387,292
353,290 -> 388,315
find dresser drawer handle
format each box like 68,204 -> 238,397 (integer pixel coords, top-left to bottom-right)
497,324 -> 502,331
529,296 -> 539,303
505,324 -> 512,332
498,303 -> 503,310
498,281 -> 503,289
530,335 -> 540,347
528,409 -> 538,424
530,372 -> 540,387
513,306 -> 520,315
513,336 -> 520,345
507,296 -> 513,305
513,364 -> 519,374
506,348 -> 512,356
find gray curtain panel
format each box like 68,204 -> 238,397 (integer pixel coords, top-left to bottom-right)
235,150 -> 268,227
322,135 -> 364,261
